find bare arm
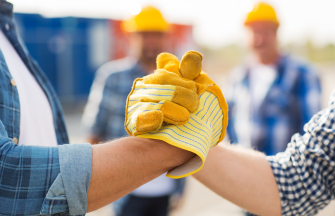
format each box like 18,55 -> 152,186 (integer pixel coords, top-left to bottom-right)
195,98 -> 335,216
193,144 -> 281,216
87,136 -> 194,212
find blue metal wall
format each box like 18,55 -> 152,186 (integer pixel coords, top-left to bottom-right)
14,13 -> 110,102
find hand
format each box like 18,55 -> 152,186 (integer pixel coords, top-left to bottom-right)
125,51 -> 228,178
125,52 -> 201,136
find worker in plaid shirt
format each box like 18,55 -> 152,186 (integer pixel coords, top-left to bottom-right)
0,1 -> 194,215
194,86 -> 335,216
226,3 -> 321,156
82,6 -> 186,216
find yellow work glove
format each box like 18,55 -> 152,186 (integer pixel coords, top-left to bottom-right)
125,54 -> 199,135
125,51 -> 228,179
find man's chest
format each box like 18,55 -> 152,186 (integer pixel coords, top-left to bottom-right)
106,73 -> 142,113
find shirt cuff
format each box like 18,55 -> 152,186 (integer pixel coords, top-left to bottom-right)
59,143 -> 92,215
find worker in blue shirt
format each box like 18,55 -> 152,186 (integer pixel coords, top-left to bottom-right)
226,2 -> 321,156
82,6 -> 186,216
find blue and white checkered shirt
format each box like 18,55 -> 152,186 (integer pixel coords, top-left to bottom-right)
227,55 -> 321,155
0,2 -> 92,215
83,58 -> 146,141
268,86 -> 335,215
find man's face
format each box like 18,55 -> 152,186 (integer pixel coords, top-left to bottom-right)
132,31 -> 166,63
246,21 -> 278,58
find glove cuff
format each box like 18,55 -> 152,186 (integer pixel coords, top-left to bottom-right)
138,113 -> 211,179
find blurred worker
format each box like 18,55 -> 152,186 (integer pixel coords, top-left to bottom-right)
226,2 -> 321,156
82,6 -> 185,216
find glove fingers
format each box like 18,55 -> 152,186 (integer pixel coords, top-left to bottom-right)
143,69 -> 197,92
160,101 -> 190,125
172,86 -> 199,113
127,100 -> 190,136
135,110 -> 164,135
194,72 -> 216,86
129,81 -> 175,104
179,51 -> 203,80
195,82 -> 208,96
156,52 -> 182,77
130,80 -> 199,113
126,101 -> 164,135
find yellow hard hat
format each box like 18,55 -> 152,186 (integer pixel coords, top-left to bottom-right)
122,6 -> 169,32
244,2 -> 279,26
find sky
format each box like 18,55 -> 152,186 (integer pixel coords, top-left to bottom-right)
10,0 -> 335,48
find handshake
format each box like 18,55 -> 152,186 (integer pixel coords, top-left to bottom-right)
125,51 -> 228,179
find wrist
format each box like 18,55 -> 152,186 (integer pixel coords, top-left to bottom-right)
135,137 -> 195,169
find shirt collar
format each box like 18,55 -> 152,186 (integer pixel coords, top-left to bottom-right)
242,53 -> 288,78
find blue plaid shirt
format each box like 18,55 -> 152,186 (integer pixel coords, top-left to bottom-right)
83,58 -> 146,141
0,1 -> 92,215
227,55 -> 321,155
268,85 -> 335,215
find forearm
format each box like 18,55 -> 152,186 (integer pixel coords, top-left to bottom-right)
87,136 -> 194,212
193,144 -> 281,216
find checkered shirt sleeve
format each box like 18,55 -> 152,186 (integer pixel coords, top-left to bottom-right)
267,87 -> 335,216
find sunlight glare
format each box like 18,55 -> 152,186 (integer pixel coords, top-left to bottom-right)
240,0 -> 254,13
128,3 -> 142,16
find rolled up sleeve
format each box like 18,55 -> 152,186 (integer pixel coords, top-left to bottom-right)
267,101 -> 335,216
40,143 -> 92,216
0,113 -> 93,216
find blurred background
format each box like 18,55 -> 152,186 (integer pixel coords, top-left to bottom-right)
11,0 -> 335,108
9,0 -> 335,215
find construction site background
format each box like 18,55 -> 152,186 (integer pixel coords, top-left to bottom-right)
14,11 -> 335,216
